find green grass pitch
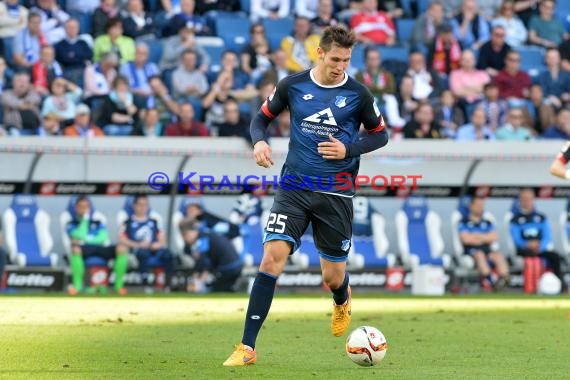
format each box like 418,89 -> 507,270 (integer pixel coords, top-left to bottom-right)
1,294 -> 570,379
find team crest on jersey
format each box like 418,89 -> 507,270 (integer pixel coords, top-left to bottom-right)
335,96 -> 347,108
341,239 -> 350,252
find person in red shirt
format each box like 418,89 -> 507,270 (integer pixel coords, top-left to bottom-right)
350,0 -> 396,45
494,50 -> 532,100
165,103 -> 209,137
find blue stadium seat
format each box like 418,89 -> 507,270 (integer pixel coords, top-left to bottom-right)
417,0 -> 431,14
215,16 -> 251,53
240,0 -> 251,13
396,19 -> 415,46
517,46 -> 545,77
229,194 -> 267,267
262,17 -> 294,51
147,39 -> 164,65
201,45 -> 225,72
59,196 -> 110,267
349,44 -> 366,72
378,46 -> 409,62
395,196 -> 450,269
350,197 -> 395,269
2,195 -> 57,267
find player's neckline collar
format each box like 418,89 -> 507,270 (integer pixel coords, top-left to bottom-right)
309,69 -> 348,88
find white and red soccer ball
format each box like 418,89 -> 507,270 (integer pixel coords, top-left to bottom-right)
345,326 -> 388,366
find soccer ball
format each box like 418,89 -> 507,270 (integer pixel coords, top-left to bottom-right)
345,326 -> 388,366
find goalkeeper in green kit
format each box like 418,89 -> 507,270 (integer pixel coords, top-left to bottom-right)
66,196 -> 130,295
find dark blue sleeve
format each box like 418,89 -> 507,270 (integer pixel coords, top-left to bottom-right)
510,220 -> 526,249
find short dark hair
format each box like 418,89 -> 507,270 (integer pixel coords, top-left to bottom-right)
106,17 -> 123,32
470,196 -> 485,205
319,25 -> 356,52
75,196 -> 90,206
133,194 -> 148,204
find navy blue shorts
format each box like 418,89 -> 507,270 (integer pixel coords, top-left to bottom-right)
464,244 -> 491,256
264,188 -> 353,262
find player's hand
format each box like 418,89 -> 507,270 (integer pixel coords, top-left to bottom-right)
253,141 -> 274,168
318,134 -> 347,160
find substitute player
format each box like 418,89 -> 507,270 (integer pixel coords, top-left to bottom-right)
223,25 -> 389,366
550,141 -> 570,179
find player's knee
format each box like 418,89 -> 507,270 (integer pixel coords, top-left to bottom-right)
259,241 -> 290,274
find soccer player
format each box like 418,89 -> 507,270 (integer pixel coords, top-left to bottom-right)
458,196 -> 509,291
119,195 -> 173,292
66,196 -> 129,295
223,25 -> 389,366
550,141 -> 570,179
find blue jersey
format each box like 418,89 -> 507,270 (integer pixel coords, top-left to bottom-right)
509,210 -> 552,252
123,217 -> 161,243
261,69 -> 386,196
458,215 -> 495,252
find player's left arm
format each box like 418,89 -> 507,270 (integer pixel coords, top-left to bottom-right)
318,90 -> 388,160
550,141 -> 570,179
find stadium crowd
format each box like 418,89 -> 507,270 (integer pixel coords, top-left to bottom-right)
0,0 -> 568,140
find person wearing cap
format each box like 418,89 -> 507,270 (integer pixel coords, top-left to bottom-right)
38,112 -> 62,136
63,104 -> 105,137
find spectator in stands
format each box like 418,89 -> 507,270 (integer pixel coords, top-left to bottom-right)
66,196 -> 129,295
407,51 -> 443,101
350,0 -> 396,46
164,0 -> 209,37
526,83 -> 556,135
295,0 -> 318,19
147,75 -> 179,125
403,102 -> 442,139
215,98 -> 251,140
281,16 -> 321,73
93,0 -> 121,38
513,0 -> 540,27
268,108 -> 291,137
202,70 -> 234,127
30,0 -> 70,44
37,112 -> 62,136
434,89 -> 465,138
94,17 -> 136,64
538,48 -> 570,110
259,49 -> 290,86
165,102 -> 208,136
355,47 -> 395,105
122,0 -> 157,40
136,107 -> 163,136
496,106 -> 533,139
477,0 -> 503,20
120,42 -> 159,107
83,51 -> 119,104
390,75 -> 418,132
492,0 -> 528,48
0,57 -> 13,99
0,0 -> 29,45
476,25 -> 510,77
411,0 -> 446,51
1,72 -> 41,136
378,0 -> 404,19
451,0 -> 491,50
183,223 -> 243,293
495,50 -> 532,100
542,107 -> 570,139
32,45 -> 63,97
458,196 -> 509,291
55,18 -> 93,86
12,12 -> 43,70
171,49 -> 209,101
441,0 -> 463,18
450,50 -> 491,117
119,194 -> 173,293
510,188 -> 566,291
250,0 -> 290,23
41,77 -> 82,126
66,0 -> 100,15
311,0 -> 339,35
159,25 -> 209,72
219,50 -> 253,91
456,105 -> 495,140
528,0 -> 567,48
427,22 -> 463,77
63,104 -> 105,137
478,83 -> 508,131
241,24 -> 273,84
97,75 -> 139,136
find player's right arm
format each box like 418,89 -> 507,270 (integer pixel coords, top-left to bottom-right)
250,79 -> 289,168
550,141 -> 570,179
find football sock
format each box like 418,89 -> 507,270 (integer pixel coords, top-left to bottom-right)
242,271 -> 277,349
485,274 -> 495,286
70,254 -> 85,291
331,272 -> 350,305
113,254 -> 129,290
